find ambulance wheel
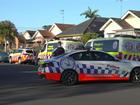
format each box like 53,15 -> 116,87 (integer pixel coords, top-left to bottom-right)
130,68 -> 140,83
18,58 -> 22,64
61,70 -> 78,86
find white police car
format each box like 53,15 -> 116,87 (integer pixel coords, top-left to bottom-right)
37,50 -> 140,85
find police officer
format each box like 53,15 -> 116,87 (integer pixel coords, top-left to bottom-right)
52,41 -> 65,56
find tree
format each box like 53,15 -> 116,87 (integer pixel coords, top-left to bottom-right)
81,33 -> 97,44
42,25 -> 51,30
0,20 -> 17,52
80,7 -> 100,19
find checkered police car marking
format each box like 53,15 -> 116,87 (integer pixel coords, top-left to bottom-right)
60,57 -> 75,70
43,60 -> 129,78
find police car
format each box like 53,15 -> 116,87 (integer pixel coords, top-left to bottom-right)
37,50 -> 140,85
9,48 -> 35,64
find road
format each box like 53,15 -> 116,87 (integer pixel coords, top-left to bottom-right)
0,64 -> 140,105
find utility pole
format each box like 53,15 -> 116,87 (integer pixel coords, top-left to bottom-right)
60,10 -> 64,24
117,0 -> 123,16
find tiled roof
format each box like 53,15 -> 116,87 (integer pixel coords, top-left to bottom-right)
129,10 -> 140,18
26,30 -> 36,37
112,18 -> 133,29
16,35 -> 26,43
55,23 -> 75,31
38,30 -> 54,39
57,17 -> 108,36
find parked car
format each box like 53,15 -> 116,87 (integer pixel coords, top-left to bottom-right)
9,48 -> 35,64
0,52 -> 9,63
37,50 -> 140,86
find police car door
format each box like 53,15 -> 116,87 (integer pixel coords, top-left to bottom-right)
92,51 -> 129,78
71,51 -> 108,75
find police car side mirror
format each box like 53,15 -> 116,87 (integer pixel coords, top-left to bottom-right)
85,46 -> 92,51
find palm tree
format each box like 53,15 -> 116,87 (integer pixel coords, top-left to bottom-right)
42,25 -> 51,30
0,20 -> 17,52
80,7 -> 100,19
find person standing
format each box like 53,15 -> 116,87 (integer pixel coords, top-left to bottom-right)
52,41 -> 65,56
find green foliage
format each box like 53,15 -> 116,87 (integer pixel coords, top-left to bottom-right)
42,25 -> 51,30
0,20 -> 17,43
80,7 -> 100,19
81,33 -> 97,44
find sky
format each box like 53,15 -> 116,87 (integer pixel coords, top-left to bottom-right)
0,0 -> 140,32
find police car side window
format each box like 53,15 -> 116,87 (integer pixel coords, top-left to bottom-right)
94,52 -> 115,61
80,52 -> 92,60
70,52 -> 82,60
70,52 -> 93,61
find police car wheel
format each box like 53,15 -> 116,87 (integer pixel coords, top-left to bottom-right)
61,70 -> 78,86
130,68 -> 140,83
9,57 -> 12,64
18,58 -> 22,64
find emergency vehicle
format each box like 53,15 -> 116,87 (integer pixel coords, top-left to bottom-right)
85,36 -> 140,61
9,48 -> 35,64
37,40 -> 84,60
37,50 -> 140,85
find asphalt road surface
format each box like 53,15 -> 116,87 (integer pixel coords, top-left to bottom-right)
0,64 -> 140,105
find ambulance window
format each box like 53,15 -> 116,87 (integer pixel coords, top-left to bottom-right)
47,43 -> 59,52
85,42 -> 92,49
123,41 -> 135,52
41,44 -> 47,52
66,43 -> 84,51
93,40 -> 119,52
136,42 -> 140,52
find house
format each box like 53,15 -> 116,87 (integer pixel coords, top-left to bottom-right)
7,34 -> 26,51
22,30 -> 36,48
23,30 -> 36,40
56,17 -> 109,40
32,29 -> 54,44
100,10 -> 140,38
49,23 -> 75,36
15,35 -> 26,49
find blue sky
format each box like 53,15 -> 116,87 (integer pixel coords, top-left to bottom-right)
0,0 -> 140,32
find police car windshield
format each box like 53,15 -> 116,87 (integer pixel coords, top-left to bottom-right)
51,53 -> 68,59
93,40 -> 119,52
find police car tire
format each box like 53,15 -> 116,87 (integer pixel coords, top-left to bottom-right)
18,58 -> 22,64
61,70 -> 78,86
130,68 -> 140,83
9,57 -> 12,64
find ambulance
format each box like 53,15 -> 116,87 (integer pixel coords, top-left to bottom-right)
85,36 -> 140,61
37,40 -> 84,60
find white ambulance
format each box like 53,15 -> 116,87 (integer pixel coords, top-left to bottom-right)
85,36 -> 140,61
38,40 -> 84,60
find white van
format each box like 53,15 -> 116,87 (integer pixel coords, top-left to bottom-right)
85,36 -> 140,61
38,40 -> 84,60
